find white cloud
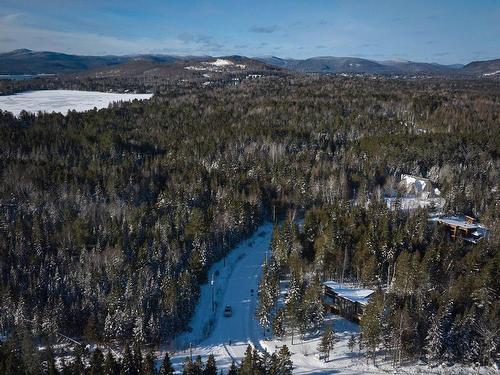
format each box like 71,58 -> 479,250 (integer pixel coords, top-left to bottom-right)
0,13 -> 21,22
0,15 -> 227,56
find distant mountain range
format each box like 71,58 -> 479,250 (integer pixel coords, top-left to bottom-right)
0,49 -> 183,75
256,56 -> 500,76
1,49 -> 499,77
461,59 -> 500,75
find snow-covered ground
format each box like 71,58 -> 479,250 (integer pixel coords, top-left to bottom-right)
167,222 -> 495,374
208,59 -> 235,67
483,70 -> 500,76
384,196 -> 445,211
0,90 -> 153,116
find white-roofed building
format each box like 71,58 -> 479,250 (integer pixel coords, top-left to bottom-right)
322,281 -> 375,323
385,173 -> 445,212
431,215 -> 489,243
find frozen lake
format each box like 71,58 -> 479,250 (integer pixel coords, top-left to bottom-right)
0,90 -> 153,116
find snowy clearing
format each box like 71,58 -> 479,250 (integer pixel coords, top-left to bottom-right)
384,196 -> 445,211
208,59 -> 234,67
483,70 -> 500,76
185,59 -> 246,72
0,90 -> 153,116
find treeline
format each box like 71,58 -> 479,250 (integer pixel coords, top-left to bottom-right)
0,328 -> 293,375
0,65 -> 287,95
1,74 -> 499,364
0,74 -> 187,95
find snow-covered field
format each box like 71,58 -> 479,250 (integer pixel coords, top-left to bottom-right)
0,90 -> 153,116
168,222 -> 496,374
185,59 -> 246,72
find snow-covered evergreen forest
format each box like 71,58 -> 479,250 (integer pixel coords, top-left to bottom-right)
0,75 -> 498,373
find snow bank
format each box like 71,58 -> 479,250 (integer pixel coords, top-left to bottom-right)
0,90 -> 153,116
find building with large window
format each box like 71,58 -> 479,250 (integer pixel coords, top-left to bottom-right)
322,281 -> 375,323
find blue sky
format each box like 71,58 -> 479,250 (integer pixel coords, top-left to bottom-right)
0,0 -> 499,63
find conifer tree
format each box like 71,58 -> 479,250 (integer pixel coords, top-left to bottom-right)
251,347 -> 263,373
239,345 -> 254,375
71,348 -> 86,375
272,309 -> 285,339
424,303 -> 453,363
183,355 -> 202,375
143,351 -> 157,375
90,348 -> 105,375
194,355 -> 203,374
360,293 -> 384,364
203,354 -> 217,375
269,353 -> 279,375
59,358 -> 71,375
227,361 -> 238,375
104,351 -> 120,375
256,261 -> 279,334
159,352 -> 174,375
348,335 -> 356,353
133,341 -> 143,373
121,343 -> 137,375
182,357 -> 193,375
133,316 -> 145,344
45,345 -> 59,375
317,325 -> 335,362
302,279 -> 324,332
276,345 -> 293,375
260,350 -> 272,375
284,274 -> 304,344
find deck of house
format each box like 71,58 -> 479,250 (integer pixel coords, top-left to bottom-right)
430,215 -> 489,243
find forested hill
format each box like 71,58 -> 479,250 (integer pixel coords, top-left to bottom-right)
0,49 -> 177,74
0,75 -> 499,371
0,56 -> 286,95
1,49 -> 499,77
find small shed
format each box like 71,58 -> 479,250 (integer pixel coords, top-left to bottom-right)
322,282 -> 375,323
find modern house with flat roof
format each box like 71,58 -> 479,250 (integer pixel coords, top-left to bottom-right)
431,215 -> 489,243
322,281 -> 375,323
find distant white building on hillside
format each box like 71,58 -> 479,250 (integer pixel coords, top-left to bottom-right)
385,173 -> 445,211
400,174 -> 440,198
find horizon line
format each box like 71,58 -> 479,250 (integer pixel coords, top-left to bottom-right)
3,48 -> 498,66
